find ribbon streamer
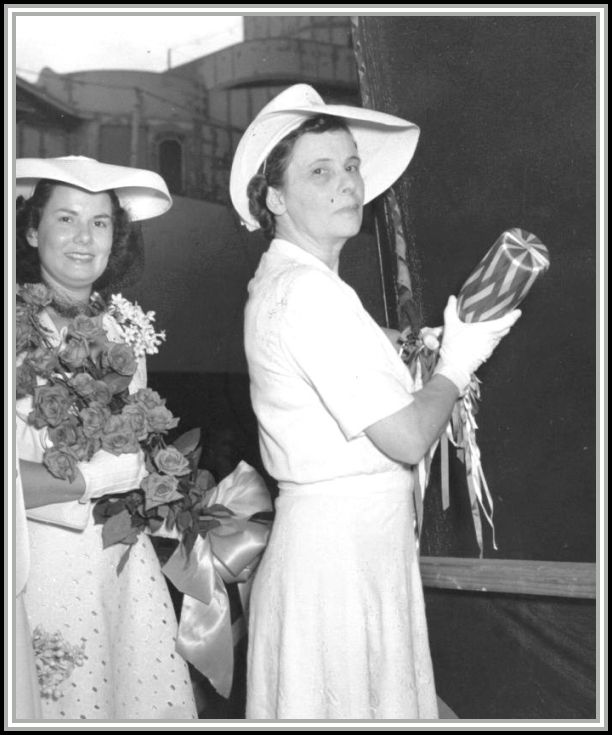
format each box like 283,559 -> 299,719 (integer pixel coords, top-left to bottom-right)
446,380 -> 496,556
161,461 -> 273,698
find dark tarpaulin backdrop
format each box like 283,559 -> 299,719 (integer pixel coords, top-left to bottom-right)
354,15 -> 596,719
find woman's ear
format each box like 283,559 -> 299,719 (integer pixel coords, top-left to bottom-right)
25,228 -> 39,248
266,187 -> 286,216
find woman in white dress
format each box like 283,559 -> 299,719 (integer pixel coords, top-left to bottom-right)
15,156 -> 197,720
230,85 -> 521,720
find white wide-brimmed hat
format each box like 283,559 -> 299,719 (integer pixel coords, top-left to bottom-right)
16,156 -> 172,221
230,84 -> 420,231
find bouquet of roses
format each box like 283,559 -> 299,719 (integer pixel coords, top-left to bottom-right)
16,283 -> 229,567
17,283 -> 273,698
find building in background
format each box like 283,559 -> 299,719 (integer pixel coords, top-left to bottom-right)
16,76 -> 85,157
16,16 -> 358,206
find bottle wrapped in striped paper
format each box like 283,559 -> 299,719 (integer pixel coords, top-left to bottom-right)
457,228 -> 550,322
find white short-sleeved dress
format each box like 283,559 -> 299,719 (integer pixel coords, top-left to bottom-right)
244,239 -> 438,720
17,311 -> 197,721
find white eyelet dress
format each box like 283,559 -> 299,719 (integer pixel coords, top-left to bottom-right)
17,311 -> 197,721
244,239 -> 439,720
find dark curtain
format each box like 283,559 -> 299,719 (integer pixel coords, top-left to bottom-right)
355,14 -> 596,563
355,14 -> 597,719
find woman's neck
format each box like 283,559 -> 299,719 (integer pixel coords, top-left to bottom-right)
42,283 -> 103,331
275,223 -> 345,272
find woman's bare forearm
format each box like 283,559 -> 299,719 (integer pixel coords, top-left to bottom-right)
365,374 -> 459,465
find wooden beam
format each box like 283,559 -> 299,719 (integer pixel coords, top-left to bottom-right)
419,556 -> 596,599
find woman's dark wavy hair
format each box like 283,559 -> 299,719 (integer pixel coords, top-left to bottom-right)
16,179 -> 145,299
246,114 -> 350,240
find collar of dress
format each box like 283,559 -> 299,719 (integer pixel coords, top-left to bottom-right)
269,238 -> 334,273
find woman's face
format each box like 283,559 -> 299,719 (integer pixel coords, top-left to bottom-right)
26,184 -> 114,299
271,128 -> 365,248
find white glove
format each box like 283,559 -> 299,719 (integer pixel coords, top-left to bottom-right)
78,449 -> 148,504
434,295 -> 521,393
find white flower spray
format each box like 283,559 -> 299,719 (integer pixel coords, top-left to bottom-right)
32,626 -> 86,700
108,294 -> 166,358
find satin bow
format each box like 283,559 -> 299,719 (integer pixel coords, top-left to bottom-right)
161,461 -> 272,698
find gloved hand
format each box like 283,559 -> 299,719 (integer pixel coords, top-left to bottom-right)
78,448 -> 148,504
434,295 -> 521,393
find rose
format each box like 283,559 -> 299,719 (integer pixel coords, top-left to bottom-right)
141,473 -> 182,511
29,384 -> 74,428
154,446 -> 190,476
43,446 -> 78,482
16,304 -> 36,353
146,405 -> 180,434
19,283 -> 52,308
67,314 -> 105,343
80,404 -> 111,439
90,381 -> 112,406
48,420 -> 99,462
69,373 -> 97,399
128,388 -> 165,410
48,416 -> 80,447
102,371 -> 133,396
100,415 -> 140,456
68,430 -> 100,462
103,342 -> 138,377
25,346 -> 59,377
121,403 -> 149,441
59,340 -> 90,370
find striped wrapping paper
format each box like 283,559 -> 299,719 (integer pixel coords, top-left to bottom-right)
457,228 -> 550,322
402,228 -> 550,555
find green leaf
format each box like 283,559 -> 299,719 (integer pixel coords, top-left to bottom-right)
101,509 -> 135,548
176,510 -> 193,532
116,545 -> 133,575
172,427 -> 201,456
187,446 -> 203,476
93,496 -> 129,523
92,497 -> 111,524
195,469 -> 216,492
165,505 -> 177,531
147,518 -> 163,533
182,524 -> 198,557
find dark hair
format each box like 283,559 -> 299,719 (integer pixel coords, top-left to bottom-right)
15,179 -> 145,299
247,114 -> 350,239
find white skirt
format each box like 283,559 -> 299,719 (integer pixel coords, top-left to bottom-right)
24,515 -> 197,720
246,470 -> 439,720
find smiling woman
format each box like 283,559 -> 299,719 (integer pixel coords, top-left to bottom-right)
24,185 -> 114,303
14,156 -> 198,720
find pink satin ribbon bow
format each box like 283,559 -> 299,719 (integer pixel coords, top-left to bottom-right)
162,461 -> 273,697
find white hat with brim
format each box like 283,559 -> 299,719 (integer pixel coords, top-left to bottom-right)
230,84 -> 420,231
16,156 -> 172,221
